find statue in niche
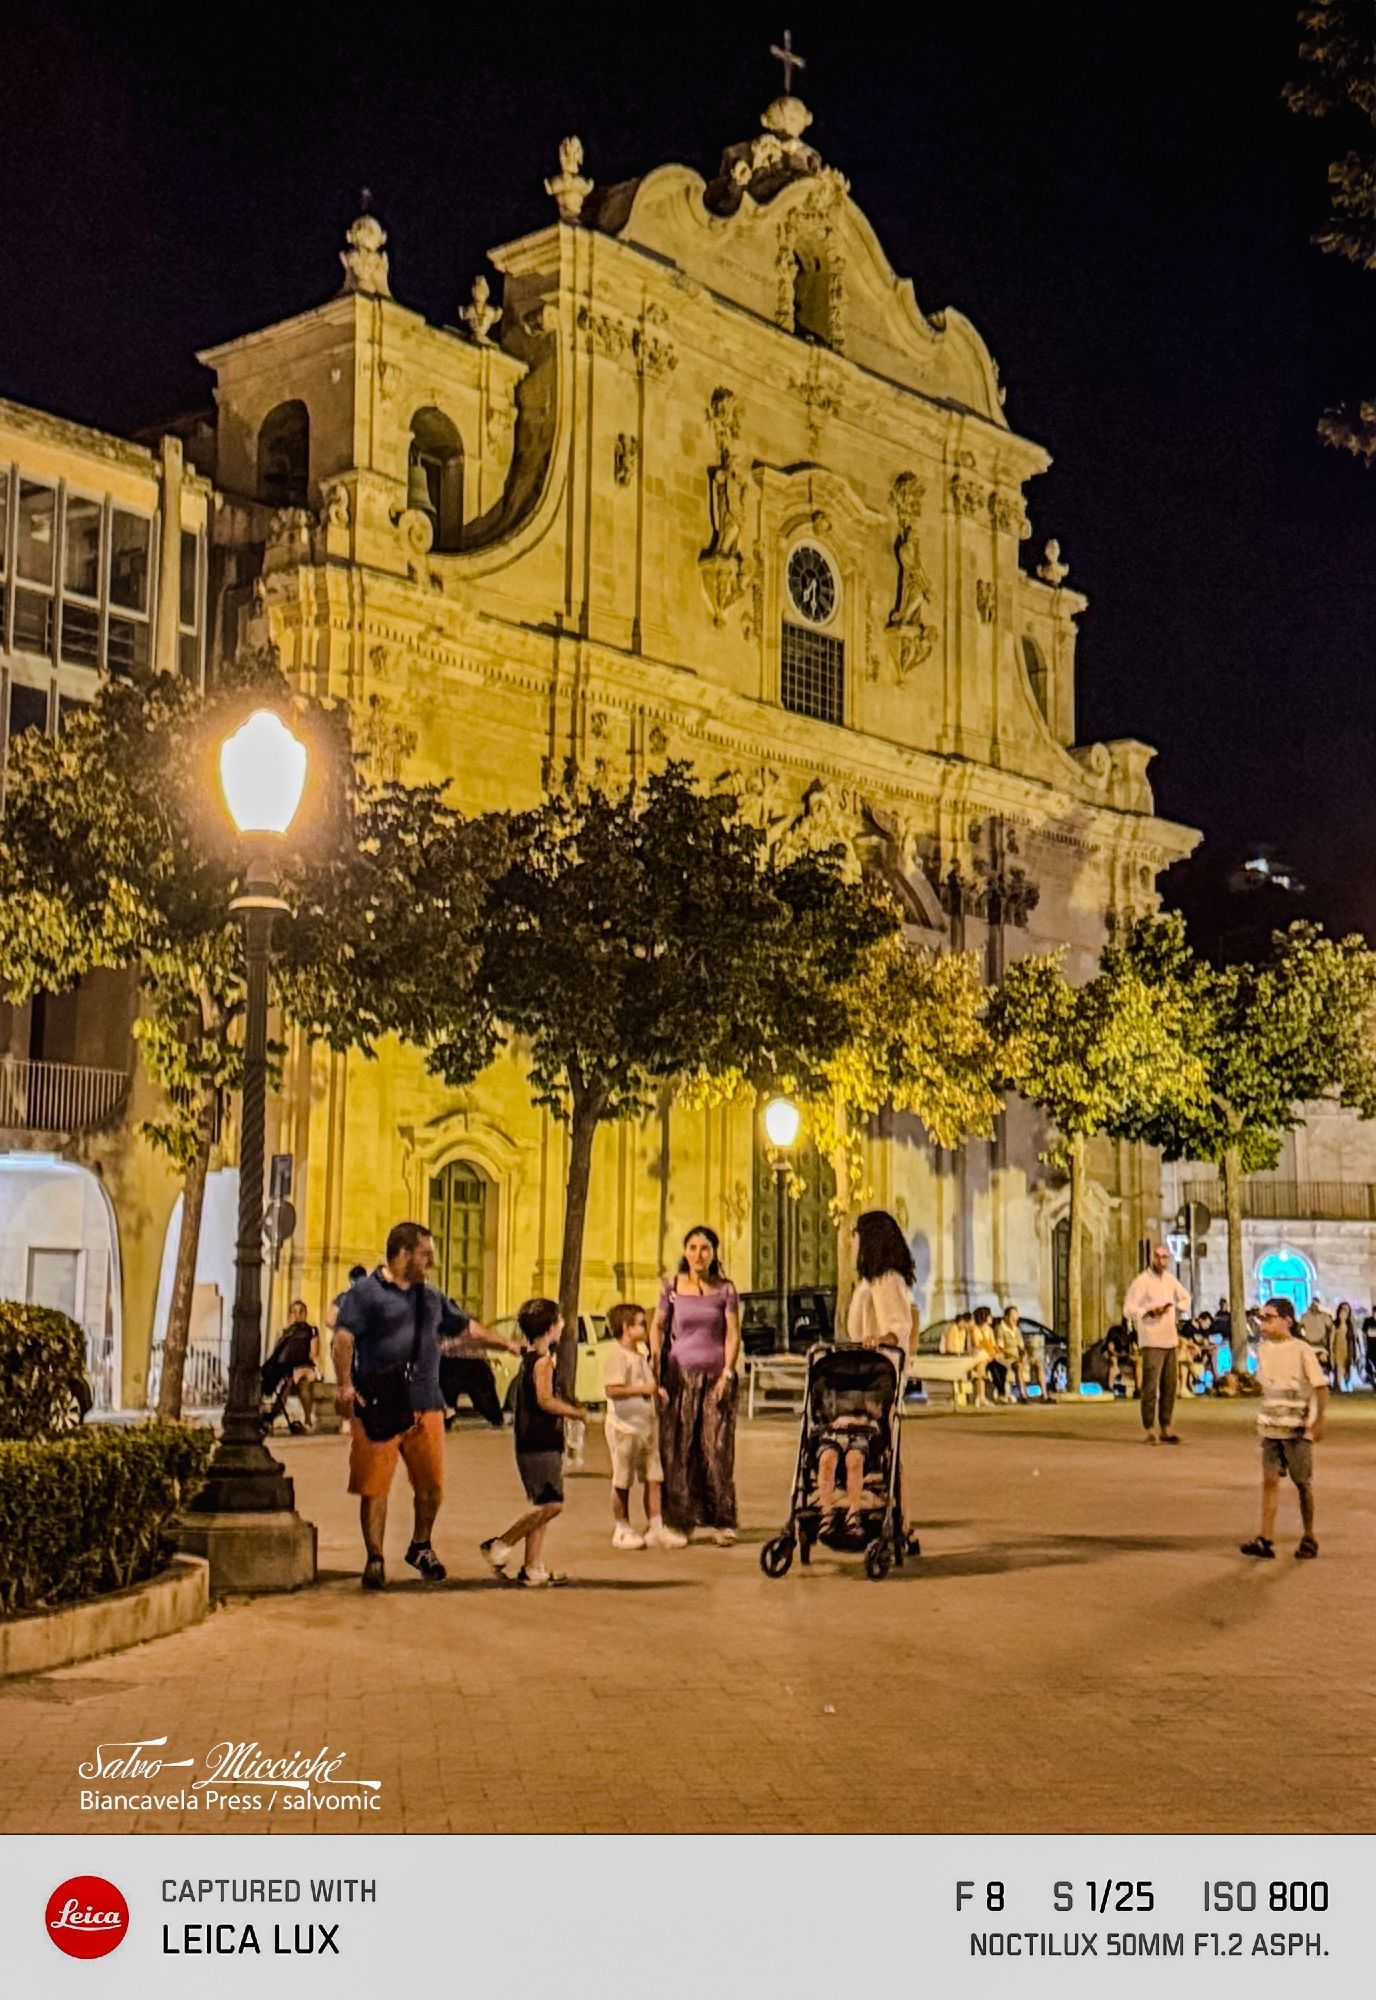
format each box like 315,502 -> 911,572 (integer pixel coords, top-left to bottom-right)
886,472 -> 938,681
699,388 -> 755,623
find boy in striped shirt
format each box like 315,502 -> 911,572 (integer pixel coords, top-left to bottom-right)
1241,1297 -> 1328,1561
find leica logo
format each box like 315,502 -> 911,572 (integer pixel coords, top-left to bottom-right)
46,1877 -> 129,1958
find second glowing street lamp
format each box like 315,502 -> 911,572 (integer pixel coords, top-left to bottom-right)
187,709 -> 315,1573
763,1095 -> 800,1355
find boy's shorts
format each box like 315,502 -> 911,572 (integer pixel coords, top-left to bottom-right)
348,1408 -> 445,1498
517,1451 -> 564,1506
605,1423 -> 663,1489
1261,1436 -> 1313,1484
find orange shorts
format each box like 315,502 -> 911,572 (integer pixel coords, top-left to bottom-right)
347,1408 -> 445,1499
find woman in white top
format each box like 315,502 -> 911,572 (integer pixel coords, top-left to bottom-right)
846,1210 -> 916,1349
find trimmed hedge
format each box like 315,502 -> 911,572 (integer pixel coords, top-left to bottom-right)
0,1424 -> 215,1615
0,1300 -> 88,1441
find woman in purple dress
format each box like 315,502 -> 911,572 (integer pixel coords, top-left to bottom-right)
650,1225 -> 742,1544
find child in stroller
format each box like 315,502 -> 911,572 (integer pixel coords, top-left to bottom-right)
815,1382 -> 887,1537
761,1344 -> 920,1582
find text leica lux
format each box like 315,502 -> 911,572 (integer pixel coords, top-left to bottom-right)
162,1924 -> 340,1955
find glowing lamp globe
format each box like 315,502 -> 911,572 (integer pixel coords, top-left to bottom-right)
219,710 -> 308,836
763,1095 -> 801,1150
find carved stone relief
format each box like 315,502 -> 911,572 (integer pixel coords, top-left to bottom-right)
713,764 -> 789,837
614,434 -> 638,486
989,489 -> 1030,539
975,578 -> 996,624
789,348 -> 842,453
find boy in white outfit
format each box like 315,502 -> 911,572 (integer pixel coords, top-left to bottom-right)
603,1303 -> 686,1550
1241,1296 -> 1328,1561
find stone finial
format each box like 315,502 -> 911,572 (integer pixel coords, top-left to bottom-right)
459,273 -> 501,344
1038,538 -> 1069,585
762,95 -> 813,146
340,212 -> 391,297
545,135 -> 594,222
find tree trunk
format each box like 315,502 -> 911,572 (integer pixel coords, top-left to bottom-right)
555,1086 -> 604,1400
156,1092 -> 216,1421
1067,1133 -> 1086,1391
1222,1143 -> 1248,1379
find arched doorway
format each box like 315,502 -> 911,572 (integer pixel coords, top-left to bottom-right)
0,1153 -> 122,1409
1256,1246 -> 1315,1316
428,1158 -> 492,1317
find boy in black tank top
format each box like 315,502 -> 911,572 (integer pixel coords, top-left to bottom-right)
480,1300 -> 588,1587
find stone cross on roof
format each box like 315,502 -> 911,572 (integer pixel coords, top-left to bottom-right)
770,29 -> 806,96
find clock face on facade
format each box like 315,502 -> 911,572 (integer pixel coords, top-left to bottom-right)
786,543 -> 838,626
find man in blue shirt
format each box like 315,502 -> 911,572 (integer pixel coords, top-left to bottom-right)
333,1220 -> 461,1590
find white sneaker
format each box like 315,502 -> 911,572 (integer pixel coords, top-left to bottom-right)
645,1519 -> 688,1549
480,1537 -> 515,1573
711,1528 -> 737,1547
611,1524 -> 646,1550
516,1566 -> 568,1588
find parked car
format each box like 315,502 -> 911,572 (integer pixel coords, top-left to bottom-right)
913,1315 -> 1070,1394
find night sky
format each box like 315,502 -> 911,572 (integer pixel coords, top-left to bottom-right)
2,3 -> 1372,945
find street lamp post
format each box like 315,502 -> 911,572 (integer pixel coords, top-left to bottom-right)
180,710 -> 317,1592
763,1096 -> 800,1356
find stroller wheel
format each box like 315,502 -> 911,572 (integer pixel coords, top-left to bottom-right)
288,1420 -> 306,1435
864,1540 -> 894,1582
760,1537 -> 795,1579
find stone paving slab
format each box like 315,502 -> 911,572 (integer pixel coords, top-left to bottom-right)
2,1399 -> 1373,1835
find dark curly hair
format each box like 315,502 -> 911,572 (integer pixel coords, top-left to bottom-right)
854,1210 -> 916,1286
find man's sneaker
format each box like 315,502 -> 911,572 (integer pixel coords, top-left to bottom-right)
1240,1536 -> 1275,1559
515,1566 -> 568,1587
405,1541 -> 447,1582
611,1524 -> 646,1550
480,1537 -> 515,1574
645,1519 -> 688,1549
361,1556 -> 386,1590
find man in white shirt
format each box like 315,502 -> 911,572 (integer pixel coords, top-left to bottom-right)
1123,1243 -> 1191,1445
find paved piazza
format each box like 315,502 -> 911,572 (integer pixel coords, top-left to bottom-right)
3,1400 -> 1374,1836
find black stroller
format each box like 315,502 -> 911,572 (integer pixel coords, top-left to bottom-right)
260,1324 -> 316,1434
760,1344 -> 919,1581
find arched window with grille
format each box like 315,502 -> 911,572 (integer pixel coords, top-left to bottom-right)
428,1159 -> 491,1317
256,400 -> 310,509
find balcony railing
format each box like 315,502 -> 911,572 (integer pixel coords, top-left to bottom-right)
0,1057 -> 129,1133
1181,1177 -> 1376,1223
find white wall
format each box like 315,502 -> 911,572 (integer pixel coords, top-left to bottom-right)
0,1153 -> 120,1404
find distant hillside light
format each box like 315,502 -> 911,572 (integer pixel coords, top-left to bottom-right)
219,709 -> 308,835
763,1095 -> 801,1149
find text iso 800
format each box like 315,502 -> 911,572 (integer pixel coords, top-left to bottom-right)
1203,1883 -> 1330,1913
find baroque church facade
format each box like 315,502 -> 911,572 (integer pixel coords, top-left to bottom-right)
0,82 -> 1197,1404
